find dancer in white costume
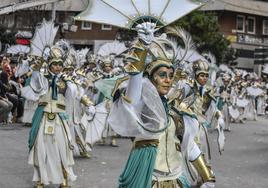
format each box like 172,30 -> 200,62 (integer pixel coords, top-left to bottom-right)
108,23 -> 215,188
93,55 -> 124,147
231,70 -> 248,123
217,73 -> 233,131
64,68 -> 93,158
22,56 -> 78,188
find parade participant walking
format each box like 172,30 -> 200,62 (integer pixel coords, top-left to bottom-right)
217,73 -> 233,131
108,23 -> 215,188
63,59 -> 93,158
22,56 -> 76,188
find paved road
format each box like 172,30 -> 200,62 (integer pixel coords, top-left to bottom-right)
0,117 -> 267,188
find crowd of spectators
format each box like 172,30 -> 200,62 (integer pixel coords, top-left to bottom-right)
0,55 -> 25,124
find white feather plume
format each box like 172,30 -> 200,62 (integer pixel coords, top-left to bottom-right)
30,19 -> 58,58
7,45 -> 30,55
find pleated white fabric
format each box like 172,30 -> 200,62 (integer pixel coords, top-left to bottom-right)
28,115 -> 76,185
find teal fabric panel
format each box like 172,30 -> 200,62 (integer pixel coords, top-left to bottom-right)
118,146 -> 157,188
28,106 -> 44,150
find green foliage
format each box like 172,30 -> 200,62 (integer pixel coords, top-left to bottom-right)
116,28 -> 137,47
173,11 -> 234,64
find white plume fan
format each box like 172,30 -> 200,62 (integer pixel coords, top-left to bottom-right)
97,41 -> 127,67
165,27 -> 203,78
97,41 -> 127,57
203,52 -> 216,65
75,0 -> 205,30
30,19 -> 59,60
76,48 -> 90,66
55,39 -> 71,56
7,44 -> 30,55
202,52 -> 219,86
64,47 -> 79,68
219,64 -> 234,77
166,27 -> 203,65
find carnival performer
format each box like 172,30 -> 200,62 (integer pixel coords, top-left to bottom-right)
22,53 -> 82,188
231,69 -> 248,123
63,54 -> 93,158
94,55 -> 123,147
108,23 -> 215,188
256,81 -> 266,115
181,59 -> 225,159
217,73 -> 233,131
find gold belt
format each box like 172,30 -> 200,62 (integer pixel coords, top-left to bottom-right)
152,179 -> 183,188
133,139 -> 159,149
45,112 -> 56,120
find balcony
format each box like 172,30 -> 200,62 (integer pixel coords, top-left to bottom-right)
236,33 -> 268,46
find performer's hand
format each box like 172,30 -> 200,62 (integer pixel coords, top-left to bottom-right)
200,182 -> 215,188
85,105 -> 96,120
136,22 -> 156,46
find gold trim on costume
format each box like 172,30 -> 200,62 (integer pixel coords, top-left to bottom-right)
133,139 -> 159,149
56,103 -> 66,110
191,154 -> 216,183
80,95 -> 94,106
47,112 -> 56,120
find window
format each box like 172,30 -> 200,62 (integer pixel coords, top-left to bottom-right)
236,15 -> 245,32
81,21 -> 92,30
101,24 -> 112,30
263,20 -> 268,35
247,16 -> 255,34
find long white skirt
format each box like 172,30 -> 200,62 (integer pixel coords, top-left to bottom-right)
22,100 -> 38,123
28,114 -> 77,185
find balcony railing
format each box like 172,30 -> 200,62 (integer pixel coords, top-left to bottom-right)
237,33 -> 268,46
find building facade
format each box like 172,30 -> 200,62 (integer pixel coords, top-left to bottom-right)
202,0 -> 268,73
0,0 -> 119,53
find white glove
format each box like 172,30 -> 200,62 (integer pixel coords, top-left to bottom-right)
200,182 -> 215,188
135,22 -> 156,46
85,105 -> 96,120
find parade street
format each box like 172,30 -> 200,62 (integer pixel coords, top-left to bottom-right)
0,117 -> 267,188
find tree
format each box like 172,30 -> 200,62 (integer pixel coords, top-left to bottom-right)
116,28 -> 137,47
173,11 -> 234,64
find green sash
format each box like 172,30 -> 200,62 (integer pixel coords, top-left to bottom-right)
28,106 -> 44,150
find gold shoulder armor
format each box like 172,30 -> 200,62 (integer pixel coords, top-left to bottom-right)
111,76 -> 129,97
80,95 -> 94,106
173,102 -> 195,117
186,79 -> 194,87
56,80 -> 67,92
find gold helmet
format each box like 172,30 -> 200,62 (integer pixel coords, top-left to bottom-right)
98,55 -> 114,70
48,58 -> 63,69
144,38 -> 175,77
222,73 -> 231,82
63,49 -> 77,72
174,68 -> 188,81
192,59 -> 209,76
50,46 -> 64,59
